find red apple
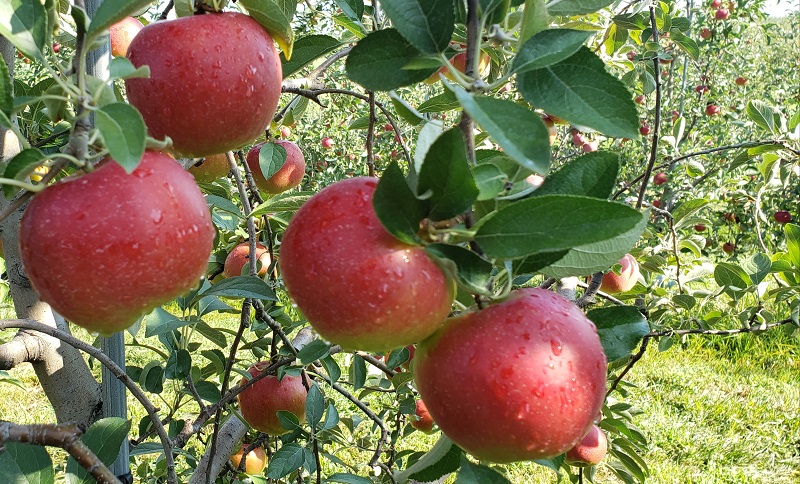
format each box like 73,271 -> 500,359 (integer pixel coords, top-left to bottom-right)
639,125 -> 651,136
600,254 -> 640,294
413,288 -> 607,463
671,110 -> 680,121
653,172 -> 668,185
238,363 -> 307,435
571,131 -> 586,147
715,8 -> 729,19
279,126 -> 292,138
321,137 -> 334,149
19,151 -> 214,334
126,13 -> 282,157
566,425 -> 608,466
634,95 -> 645,105
224,243 -> 271,278
700,28 -> 712,39
109,16 -> 143,57
230,445 -> 267,475
652,200 -> 662,208
246,140 -> 306,194
711,0 -> 722,6
694,224 -> 707,232
410,399 -> 435,434
723,212 -> 738,222
52,43 -> 61,53
626,51 -> 636,61
279,178 -> 454,351
581,142 -> 598,153
188,153 -> 230,183
705,104 -> 721,116
735,77 -> 747,86
384,123 -> 393,132
774,211 -> 792,224
695,85 -> 710,94
722,242 -> 735,253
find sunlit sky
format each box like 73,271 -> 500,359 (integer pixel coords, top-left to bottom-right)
762,0 -> 798,16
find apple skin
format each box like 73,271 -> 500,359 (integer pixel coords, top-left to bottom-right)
109,17 -> 143,57
413,288 -> 607,463
639,125 -> 651,136
653,172 -> 668,185
410,399 -> 435,433
279,126 -> 292,138
715,8 -> 729,19
565,425 -> 608,466
711,0 -> 722,7
246,140 -> 306,194
224,243 -> 271,278
238,363 -> 307,435
694,224 -> 707,232
230,445 -> 268,475
600,254 -> 640,294
774,211 -> 792,224
700,28 -> 712,39
188,153 -> 230,183
279,178 -> 454,352
722,242 -> 735,254
581,141 -> 598,153
19,151 -> 214,334
321,137 -> 334,149
126,13 -> 282,157
735,77 -> 747,86
705,104 -> 721,116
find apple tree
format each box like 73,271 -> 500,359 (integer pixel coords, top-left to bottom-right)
0,0 -> 798,483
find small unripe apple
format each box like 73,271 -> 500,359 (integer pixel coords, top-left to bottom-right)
109,16 -> 144,57
653,172 -> 668,185
188,153 -> 230,183
705,104 -> 721,116
639,125 -> 651,136
774,211 -> 792,224
715,8 -> 729,20
410,400 -> 435,433
735,77 -> 747,86
230,445 -> 267,475
566,425 -> 608,466
722,242 -> 735,253
600,254 -> 640,294
413,288 -> 607,463
237,363 -> 307,435
224,243 -> 271,278
321,137 -> 334,149
246,140 -> 306,194
694,224 -> 707,232
700,28 -> 712,39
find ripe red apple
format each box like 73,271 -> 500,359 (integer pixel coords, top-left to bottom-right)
384,123 -> 393,132
694,224 -> 707,232
715,8 -> 729,19
19,151 -> 214,334
634,94 -> 645,105
722,242 -> 735,253
774,211 -> 792,224
653,172 -> 668,185
279,126 -> 292,138
695,84 -> 710,94
230,445 -> 267,475
109,16 -> 143,57
224,243 -> 271,278
626,51 -> 636,61
413,288 -> 607,463
711,0 -> 722,5
581,142 -> 598,153
735,77 -> 747,86
188,153 -> 230,183
126,13 -> 282,157
238,363 -> 307,435
705,104 -> 721,116
280,178 -> 454,351
321,137 -> 334,149
639,125 -> 651,136
571,131 -> 586,147
565,425 -> 608,466
52,43 -> 61,53
410,399 -> 435,433
600,253 -> 640,294
246,140 -> 306,194
700,28 -> 712,39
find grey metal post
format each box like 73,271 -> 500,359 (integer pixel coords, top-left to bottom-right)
84,0 -> 132,481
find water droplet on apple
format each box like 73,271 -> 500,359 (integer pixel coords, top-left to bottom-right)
550,339 -> 563,356
150,209 -> 163,224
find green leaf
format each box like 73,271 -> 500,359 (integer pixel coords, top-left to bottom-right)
193,380 -> 221,403
418,128 -> 479,220
669,31 -> 698,61
513,29 -> 592,73
266,443 -> 305,479
426,243 -> 494,294
347,116 -> 370,130
746,100 -> 776,133
346,29 -> 437,91
785,223 -> 800,268
418,91 -> 461,113
518,47 -> 639,139
0,0 -> 47,61
195,276 -> 278,302
588,306 -> 649,362
140,361 -> 164,393
281,35 -> 340,78
714,262 -> 752,298
297,339 -> 331,365
258,142 -> 287,183
334,0 -> 364,21
320,355 -> 341,383
0,58 -> 12,117
249,191 -> 313,217
672,198 -> 708,228
395,435 -> 462,483
742,253 -> 771,285
351,355 -> 367,391
86,0 -> 150,38
239,0 -> 295,58
472,163 -> 507,201
531,151 -> 619,199
66,418 -> 130,484
474,195 -> 645,259
514,250 -> 569,274
0,442 -> 54,484
95,102 -> 146,174
144,307 -> 189,338
165,349 -> 191,380
548,0 -> 615,16
390,91 -> 425,126
327,473 -> 373,484
305,383 -> 325,428
455,455 -> 511,484
451,85 -> 551,175
108,56 -> 151,80
373,161 -> 427,244
2,147 -> 46,198
672,294 -> 696,311
379,0 -> 455,53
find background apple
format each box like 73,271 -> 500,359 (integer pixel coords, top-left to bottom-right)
188,153 -> 230,183
279,177 -> 454,351
246,140 -> 306,194
279,126 -> 292,138
653,172 -> 668,185
19,151 -> 214,334
600,253 -> 640,294
230,444 -> 267,475
109,16 -> 143,57
700,28 -> 712,39
715,8 -> 730,19
410,399 -> 435,433
722,242 -> 735,253
582,141 -> 598,153
735,77 -> 748,86
321,137 -> 334,149
224,242 -> 271,278
774,211 -> 791,224
640,125 -> 651,136
565,425 -> 608,466
413,288 -> 607,463
705,104 -> 721,116
126,13 -> 282,157
634,94 -> 645,104
695,224 -> 707,232
238,363 -> 307,435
